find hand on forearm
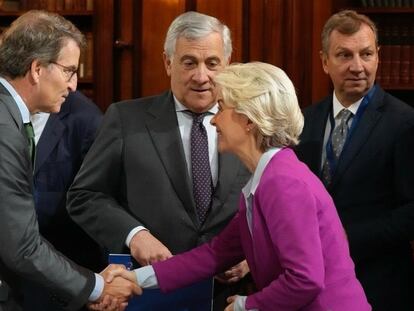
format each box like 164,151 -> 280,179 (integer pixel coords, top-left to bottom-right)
130,230 -> 172,266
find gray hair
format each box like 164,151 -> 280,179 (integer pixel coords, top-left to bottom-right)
321,10 -> 378,54
214,62 -> 304,151
164,11 -> 232,60
0,10 -> 85,79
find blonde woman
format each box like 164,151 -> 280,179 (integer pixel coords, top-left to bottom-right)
102,63 -> 370,311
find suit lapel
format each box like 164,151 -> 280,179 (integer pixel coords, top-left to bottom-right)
34,113 -> 66,175
331,88 -> 384,187
145,92 -> 197,225
304,98 -> 331,177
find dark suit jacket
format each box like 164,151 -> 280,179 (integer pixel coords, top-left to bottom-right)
0,84 -> 95,310
295,86 -> 414,311
34,91 -> 104,271
67,91 -> 250,256
22,92 -> 104,311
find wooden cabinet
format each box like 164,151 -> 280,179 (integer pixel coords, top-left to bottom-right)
0,0 -> 114,111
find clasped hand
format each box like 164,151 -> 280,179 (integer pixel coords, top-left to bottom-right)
88,264 -> 142,311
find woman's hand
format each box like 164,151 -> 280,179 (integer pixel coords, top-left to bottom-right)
215,260 -> 250,283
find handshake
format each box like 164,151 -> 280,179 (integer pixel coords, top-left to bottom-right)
88,264 -> 142,311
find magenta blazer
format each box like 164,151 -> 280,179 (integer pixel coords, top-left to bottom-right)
153,148 -> 370,310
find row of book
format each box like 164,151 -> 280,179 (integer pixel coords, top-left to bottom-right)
0,0 -> 93,11
377,23 -> 414,85
377,44 -> 414,86
361,0 -> 414,6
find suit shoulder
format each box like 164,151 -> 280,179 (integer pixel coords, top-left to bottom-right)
64,91 -> 102,116
110,91 -> 171,114
302,97 -> 330,117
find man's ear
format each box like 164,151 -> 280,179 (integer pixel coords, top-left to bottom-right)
163,52 -> 172,77
320,51 -> 329,75
29,59 -> 42,84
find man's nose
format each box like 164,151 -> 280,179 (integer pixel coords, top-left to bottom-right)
192,65 -> 210,83
68,74 -> 77,91
349,55 -> 363,73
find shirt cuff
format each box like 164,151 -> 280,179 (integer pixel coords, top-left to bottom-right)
125,226 -> 147,248
234,296 -> 258,311
88,273 -> 104,302
135,265 -> 159,289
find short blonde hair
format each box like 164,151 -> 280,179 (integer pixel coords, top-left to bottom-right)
214,62 -> 303,150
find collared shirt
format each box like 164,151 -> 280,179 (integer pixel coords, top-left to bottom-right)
321,92 -> 362,169
242,147 -> 281,234
125,96 -> 219,247
30,112 -> 50,145
0,77 -> 103,302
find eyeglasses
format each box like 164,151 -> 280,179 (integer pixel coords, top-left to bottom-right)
50,61 -> 78,82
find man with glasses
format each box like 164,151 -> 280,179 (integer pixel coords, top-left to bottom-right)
0,10 -> 140,311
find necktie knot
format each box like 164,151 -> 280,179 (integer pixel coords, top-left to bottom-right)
189,111 -> 209,125
24,122 -> 35,139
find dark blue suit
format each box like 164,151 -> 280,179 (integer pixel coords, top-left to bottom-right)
23,91 -> 104,311
296,86 -> 414,311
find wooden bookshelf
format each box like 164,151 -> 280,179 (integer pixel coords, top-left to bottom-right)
0,0 -> 113,111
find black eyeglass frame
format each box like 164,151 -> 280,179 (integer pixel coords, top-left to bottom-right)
50,61 -> 78,82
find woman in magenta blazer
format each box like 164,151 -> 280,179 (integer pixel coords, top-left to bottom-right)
101,62 -> 370,311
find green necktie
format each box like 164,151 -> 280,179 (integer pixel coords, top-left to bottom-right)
24,122 -> 35,166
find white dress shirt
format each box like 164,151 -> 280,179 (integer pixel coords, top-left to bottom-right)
125,96 -> 219,247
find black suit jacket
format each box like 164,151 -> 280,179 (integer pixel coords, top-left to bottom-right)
296,86 -> 414,311
0,84 -> 95,310
68,91 -> 250,256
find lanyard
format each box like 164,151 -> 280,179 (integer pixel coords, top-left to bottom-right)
325,85 -> 377,175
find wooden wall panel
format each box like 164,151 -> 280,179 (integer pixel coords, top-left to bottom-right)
114,0 -> 134,101
195,0 -> 244,62
113,0 -> 334,109
94,0 -> 114,110
311,0 -> 333,103
140,0 -> 186,97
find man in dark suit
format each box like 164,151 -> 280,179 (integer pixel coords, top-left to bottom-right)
22,91 -> 105,311
0,10 -> 139,311
68,11 -> 250,310
295,10 -> 414,311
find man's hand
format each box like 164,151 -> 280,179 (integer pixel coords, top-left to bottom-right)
224,295 -> 237,311
87,295 -> 127,311
215,260 -> 249,284
130,230 -> 172,266
87,264 -> 142,311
